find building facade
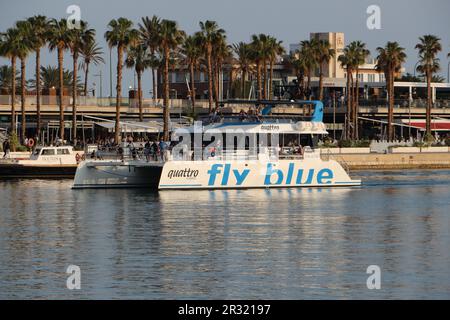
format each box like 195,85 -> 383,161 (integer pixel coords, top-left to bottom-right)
310,32 -> 346,79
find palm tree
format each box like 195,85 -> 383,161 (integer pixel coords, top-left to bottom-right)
289,54 -> 307,99
415,35 -> 442,138
125,43 -> 152,121
68,20 -> 95,140
28,65 -> 82,91
212,34 -> 230,106
79,41 -> 104,97
376,42 -> 407,142
233,42 -> 252,98
338,46 -> 356,139
250,34 -> 266,100
298,40 -> 317,99
348,41 -> 370,139
139,15 -> 161,101
15,20 -> 33,143
258,34 -> 271,100
313,39 -> 335,101
48,18 -> 71,141
105,18 -> 139,144
198,21 -> 225,111
181,34 -> 202,110
158,19 -> 185,140
0,28 -> 21,143
267,36 -> 285,100
27,15 -> 49,140
0,65 -> 18,93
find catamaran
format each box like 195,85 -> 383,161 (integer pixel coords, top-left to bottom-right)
72,100 -> 361,189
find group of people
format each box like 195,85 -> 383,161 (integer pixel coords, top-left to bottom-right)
117,137 -> 170,162
238,106 -> 262,122
142,139 -> 169,162
208,107 -> 223,123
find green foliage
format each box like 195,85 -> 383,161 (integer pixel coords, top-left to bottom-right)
338,140 -> 353,148
338,140 -> 371,148
15,145 -> 28,152
445,138 -> 450,146
320,137 -> 337,148
423,133 -> 435,144
9,132 -> 19,151
413,141 -> 426,148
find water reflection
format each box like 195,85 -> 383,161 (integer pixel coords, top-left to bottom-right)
0,171 -> 449,299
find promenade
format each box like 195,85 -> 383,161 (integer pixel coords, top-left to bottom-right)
331,152 -> 450,170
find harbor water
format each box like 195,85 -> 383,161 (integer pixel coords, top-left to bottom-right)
0,170 -> 449,299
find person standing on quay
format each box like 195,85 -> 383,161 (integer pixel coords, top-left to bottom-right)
159,138 -> 168,162
3,139 -> 11,159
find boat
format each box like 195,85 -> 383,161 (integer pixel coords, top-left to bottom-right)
0,146 -> 83,178
73,100 -> 361,189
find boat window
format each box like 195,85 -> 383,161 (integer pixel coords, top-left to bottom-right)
41,149 -> 55,155
57,149 -> 70,155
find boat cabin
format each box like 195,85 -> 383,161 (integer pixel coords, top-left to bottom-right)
18,146 -> 82,165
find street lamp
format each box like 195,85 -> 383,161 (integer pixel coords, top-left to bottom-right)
93,71 -> 103,98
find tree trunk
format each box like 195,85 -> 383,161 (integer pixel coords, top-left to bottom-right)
207,45 -> 213,112
350,74 -> 355,138
20,58 -> 26,144
426,69 -> 432,136
256,61 -> 262,100
241,69 -> 246,99
354,68 -> 360,140
83,61 -> 89,97
58,48 -> 65,141
163,46 -> 170,141
213,60 -> 219,108
269,59 -> 274,100
190,62 -> 196,112
346,68 -> 352,140
10,56 -> 16,147
307,71 -> 311,100
151,48 -> 157,101
72,52 -> 78,141
262,59 -> 267,100
318,62 -> 324,101
152,67 -> 156,101
36,49 -> 41,140
387,69 -> 394,142
114,45 -> 123,144
138,70 -> 143,122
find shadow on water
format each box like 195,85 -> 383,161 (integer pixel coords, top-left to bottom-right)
0,171 -> 449,299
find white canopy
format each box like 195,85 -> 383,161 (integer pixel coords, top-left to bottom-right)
179,121 -> 328,135
95,121 -> 184,133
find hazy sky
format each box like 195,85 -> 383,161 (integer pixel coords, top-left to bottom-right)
1,0 -> 449,97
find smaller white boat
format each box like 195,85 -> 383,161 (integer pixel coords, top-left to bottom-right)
0,146 -> 83,178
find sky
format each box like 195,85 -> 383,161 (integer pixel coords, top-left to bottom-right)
0,0 -> 449,98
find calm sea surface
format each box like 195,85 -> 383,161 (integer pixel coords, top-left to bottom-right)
0,170 -> 449,299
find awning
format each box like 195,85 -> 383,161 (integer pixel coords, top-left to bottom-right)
401,119 -> 450,131
95,121 -> 184,133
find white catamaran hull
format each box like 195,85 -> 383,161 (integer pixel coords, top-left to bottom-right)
158,159 -> 361,190
73,160 -> 163,189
